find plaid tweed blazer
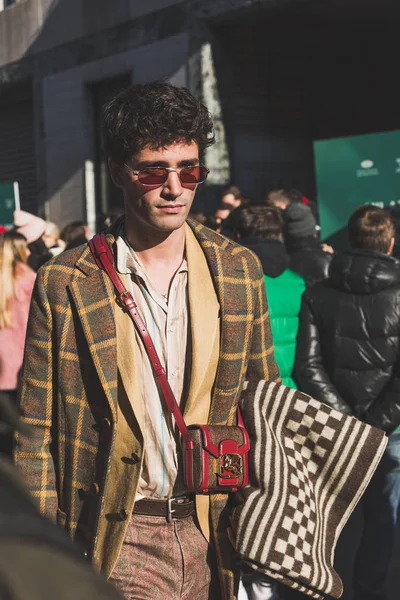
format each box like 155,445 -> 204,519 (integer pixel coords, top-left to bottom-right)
14,219 -> 279,600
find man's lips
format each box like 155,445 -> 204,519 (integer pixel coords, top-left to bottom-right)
157,204 -> 185,211
157,204 -> 184,208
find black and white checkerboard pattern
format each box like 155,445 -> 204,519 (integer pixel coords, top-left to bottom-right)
270,397 -> 343,579
236,380 -> 387,599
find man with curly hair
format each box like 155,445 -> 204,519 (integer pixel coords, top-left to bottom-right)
15,82 -> 280,599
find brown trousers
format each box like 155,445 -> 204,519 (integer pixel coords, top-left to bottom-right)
109,513 -> 221,599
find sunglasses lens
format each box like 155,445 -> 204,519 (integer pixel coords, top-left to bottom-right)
137,168 -> 168,185
180,166 -> 209,185
137,166 -> 209,186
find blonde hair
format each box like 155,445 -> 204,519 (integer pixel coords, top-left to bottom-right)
0,232 -> 30,329
266,189 -> 291,208
44,221 -> 60,239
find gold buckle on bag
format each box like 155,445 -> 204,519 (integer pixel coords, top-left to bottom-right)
219,454 -> 242,478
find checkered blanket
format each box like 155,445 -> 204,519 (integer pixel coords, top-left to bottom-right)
235,381 -> 387,599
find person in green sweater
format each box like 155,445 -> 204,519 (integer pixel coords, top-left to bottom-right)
235,204 -> 306,389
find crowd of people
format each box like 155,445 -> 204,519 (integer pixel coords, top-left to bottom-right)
199,188 -> 400,600
0,80 -> 399,600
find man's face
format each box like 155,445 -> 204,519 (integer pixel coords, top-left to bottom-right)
111,141 -> 200,240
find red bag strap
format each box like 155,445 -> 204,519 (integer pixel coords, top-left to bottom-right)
237,407 -> 245,428
88,233 -> 191,443
88,233 -> 245,438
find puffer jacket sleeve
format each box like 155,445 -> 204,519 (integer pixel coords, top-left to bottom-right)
364,361 -> 400,434
294,293 -> 353,415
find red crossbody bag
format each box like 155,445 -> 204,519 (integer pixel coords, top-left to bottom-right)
89,234 -> 250,494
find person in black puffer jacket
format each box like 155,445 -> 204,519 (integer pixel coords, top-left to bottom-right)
284,202 -> 332,287
294,204 -> 400,600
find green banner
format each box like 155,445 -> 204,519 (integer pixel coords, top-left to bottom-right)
314,130 -> 400,244
0,182 -> 20,229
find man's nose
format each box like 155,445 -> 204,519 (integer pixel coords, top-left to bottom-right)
162,170 -> 183,198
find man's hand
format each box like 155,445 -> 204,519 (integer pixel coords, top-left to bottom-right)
321,243 -> 334,254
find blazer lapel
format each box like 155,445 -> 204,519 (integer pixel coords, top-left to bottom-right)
183,224 -> 220,426
186,220 -> 247,427
115,276 -> 145,437
69,244 -> 118,422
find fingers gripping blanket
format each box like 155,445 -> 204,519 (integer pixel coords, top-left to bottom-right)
234,381 -> 387,599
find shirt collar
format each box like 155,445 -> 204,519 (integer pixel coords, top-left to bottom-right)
115,227 -> 188,277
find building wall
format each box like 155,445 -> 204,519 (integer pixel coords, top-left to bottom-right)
0,0 -> 190,225
42,32 -> 188,227
0,0 -> 311,224
211,6 -> 400,203
2,0 -> 399,226
0,0 -> 52,67
0,81 -> 37,214
0,0 -> 185,68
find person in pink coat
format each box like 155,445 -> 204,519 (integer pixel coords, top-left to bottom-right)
0,231 -> 36,455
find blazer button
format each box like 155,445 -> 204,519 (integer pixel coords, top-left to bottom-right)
102,417 -> 111,429
119,508 -> 128,520
131,452 -> 140,464
89,483 -> 100,496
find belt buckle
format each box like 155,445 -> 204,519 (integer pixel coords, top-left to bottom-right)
166,497 -> 176,523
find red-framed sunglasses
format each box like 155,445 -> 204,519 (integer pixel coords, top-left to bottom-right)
124,164 -> 209,188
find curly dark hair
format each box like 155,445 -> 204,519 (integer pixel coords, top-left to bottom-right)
101,81 -> 215,164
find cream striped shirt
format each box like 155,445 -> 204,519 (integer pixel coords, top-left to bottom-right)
115,233 -> 190,499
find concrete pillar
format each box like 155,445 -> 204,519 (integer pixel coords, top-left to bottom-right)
188,18 -> 231,213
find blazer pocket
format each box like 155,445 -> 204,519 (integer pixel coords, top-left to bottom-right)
56,507 -> 67,529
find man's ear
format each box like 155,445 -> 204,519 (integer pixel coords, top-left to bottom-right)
388,237 -> 395,256
108,159 -> 124,188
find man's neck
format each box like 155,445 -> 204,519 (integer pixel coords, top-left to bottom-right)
126,224 -> 185,262
124,224 -> 186,295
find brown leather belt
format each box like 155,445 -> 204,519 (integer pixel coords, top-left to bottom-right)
133,496 -> 195,522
